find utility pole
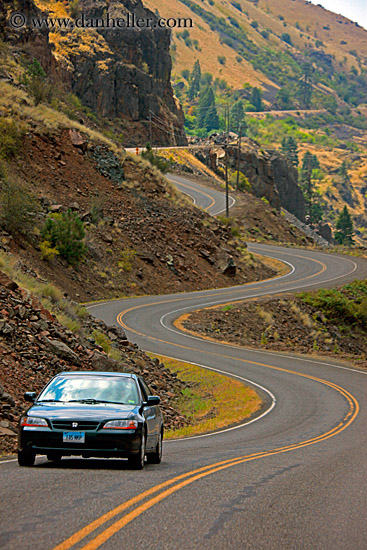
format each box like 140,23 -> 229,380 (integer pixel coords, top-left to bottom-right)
225,104 -> 229,217
149,111 -> 152,147
236,124 -> 242,192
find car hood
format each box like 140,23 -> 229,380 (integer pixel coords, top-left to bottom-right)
27,402 -> 140,420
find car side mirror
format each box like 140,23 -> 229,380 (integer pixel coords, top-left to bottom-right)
24,392 -> 37,402
143,396 -> 160,407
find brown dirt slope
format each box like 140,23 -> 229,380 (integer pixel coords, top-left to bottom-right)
3,130 -> 275,302
145,0 -> 367,89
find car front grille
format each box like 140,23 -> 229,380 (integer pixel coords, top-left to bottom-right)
51,420 -> 100,431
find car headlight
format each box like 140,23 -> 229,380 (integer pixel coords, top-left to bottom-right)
103,419 -> 138,430
21,416 -> 48,427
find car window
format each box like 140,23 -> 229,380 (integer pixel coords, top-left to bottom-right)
38,376 -> 140,405
138,379 -> 151,401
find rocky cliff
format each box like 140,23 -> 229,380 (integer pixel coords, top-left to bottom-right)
2,0 -> 186,146
226,143 -> 305,220
195,139 -> 306,220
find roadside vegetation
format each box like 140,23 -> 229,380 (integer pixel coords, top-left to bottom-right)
150,354 -> 263,439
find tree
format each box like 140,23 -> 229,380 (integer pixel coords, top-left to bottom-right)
230,100 -> 245,132
335,206 -> 354,246
281,136 -> 298,167
188,59 -> 201,100
297,62 -> 313,108
275,87 -> 293,109
197,86 -> 215,128
204,104 -> 219,131
339,161 -> 350,184
250,87 -> 263,111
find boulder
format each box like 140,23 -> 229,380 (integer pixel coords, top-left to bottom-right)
44,337 -> 81,366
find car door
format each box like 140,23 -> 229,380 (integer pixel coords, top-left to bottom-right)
138,379 -> 158,451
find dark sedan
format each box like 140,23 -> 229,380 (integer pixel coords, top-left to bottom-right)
18,371 -> 163,469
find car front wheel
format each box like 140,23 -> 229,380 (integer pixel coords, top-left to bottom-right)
147,430 -> 162,464
18,450 -> 36,467
128,433 -> 145,470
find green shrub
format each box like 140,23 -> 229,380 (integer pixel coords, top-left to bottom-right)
141,143 -> 171,174
41,210 -> 87,266
0,176 -> 40,236
92,329 -> 111,354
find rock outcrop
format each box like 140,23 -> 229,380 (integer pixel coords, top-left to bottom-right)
196,139 -> 306,221
3,0 -> 186,146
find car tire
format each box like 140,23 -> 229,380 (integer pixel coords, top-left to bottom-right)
18,450 -> 36,467
147,430 -> 162,464
47,452 -> 62,462
128,433 -> 145,470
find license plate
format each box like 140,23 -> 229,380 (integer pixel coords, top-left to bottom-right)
63,431 -> 85,443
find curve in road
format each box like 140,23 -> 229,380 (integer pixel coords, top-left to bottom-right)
2,177 -> 367,550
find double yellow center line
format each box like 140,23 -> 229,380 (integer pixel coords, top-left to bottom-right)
53,366 -> 358,550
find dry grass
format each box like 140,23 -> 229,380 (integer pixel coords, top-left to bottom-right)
257,307 -> 274,326
150,354 -> 262,439
0,81 -> 123,154
290,302 -> 314,328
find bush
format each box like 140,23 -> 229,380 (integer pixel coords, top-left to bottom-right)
0,176 -> 40,236
0,118 -> 24,159
281,33 -> 292,45
40,240 -> 59,261
118,248 -> 137,272
41,210 -> 87,266
141,143 -> 171,174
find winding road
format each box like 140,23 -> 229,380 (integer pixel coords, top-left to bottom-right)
1,177 -> 367,550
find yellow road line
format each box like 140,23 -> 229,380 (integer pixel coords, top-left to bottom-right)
170,178 -> 216,211
53,375 -> 358,550
51,252 -> 358,549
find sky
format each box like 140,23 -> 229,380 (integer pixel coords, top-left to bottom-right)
308,0 -> 367,30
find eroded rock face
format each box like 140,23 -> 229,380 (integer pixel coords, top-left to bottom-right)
208,142 -> 306,221
3,0 -> 186,145
71,0 -> 184,128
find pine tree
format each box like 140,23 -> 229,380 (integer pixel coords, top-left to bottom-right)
339,161 -> 350,184
230,100 -> 245,132
197,86 -> 215,128
204,104 -> 219,131
188,59 -> 201,100
250,87 -> 263,111
281,136 -> 298,167
335,206 -> 354,246
297,62 -> 313,108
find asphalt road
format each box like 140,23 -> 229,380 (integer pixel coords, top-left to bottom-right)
1,179 -> 367,550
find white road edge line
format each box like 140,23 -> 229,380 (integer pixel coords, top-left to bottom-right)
158,355 -> 276,442
158,260 -> 366,377
85,254 -> 295,311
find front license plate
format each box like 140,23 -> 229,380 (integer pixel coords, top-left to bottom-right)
63,431 -> 85,443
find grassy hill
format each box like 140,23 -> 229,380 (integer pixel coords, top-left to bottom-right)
145,0 -> 367,93
143,0 -> 367,240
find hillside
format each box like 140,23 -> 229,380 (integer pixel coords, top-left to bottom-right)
146,0 -> 367,93
1,0 -> 186,145
143,0 -> 367,240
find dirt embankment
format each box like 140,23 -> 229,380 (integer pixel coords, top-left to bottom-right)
3,131 -> 276,302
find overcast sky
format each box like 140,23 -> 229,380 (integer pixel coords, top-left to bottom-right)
308,0 -> 367,30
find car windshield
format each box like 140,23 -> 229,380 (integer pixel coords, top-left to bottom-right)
38,376 -> 140,405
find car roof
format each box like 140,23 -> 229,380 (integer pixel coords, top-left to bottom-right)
58,371 -> 136,379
